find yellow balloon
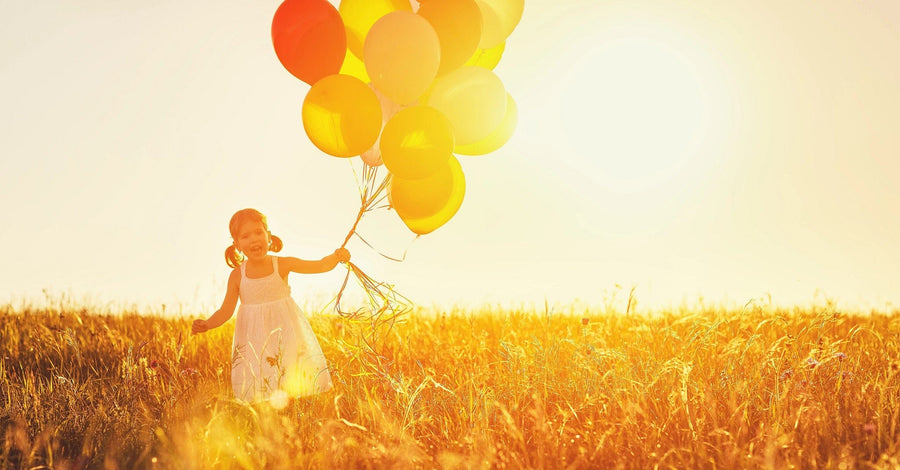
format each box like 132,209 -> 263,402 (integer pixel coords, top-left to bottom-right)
455,93 -> 517,155
475,0 -> 524,49
380,105 -> 453,179
464,41 -> 505,70
427,66 -> 506,145
390,162 -> 453,219
364,11 -> 440,105
417,0 -> 482,76
338,48 -> 370,83
393,156 -> 466,235
302,74 -> 382,158
339,0 -> 412,59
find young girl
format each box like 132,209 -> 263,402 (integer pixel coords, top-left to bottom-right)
191,208 -> 349,403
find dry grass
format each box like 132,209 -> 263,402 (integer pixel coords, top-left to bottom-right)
1,301 -> 899,469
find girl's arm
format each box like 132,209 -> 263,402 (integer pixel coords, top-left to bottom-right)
280,248 -> 350,275
191,268 -> 241,335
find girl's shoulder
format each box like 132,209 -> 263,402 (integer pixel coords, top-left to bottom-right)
272,255 -> 289,278
272,255 -> 298,264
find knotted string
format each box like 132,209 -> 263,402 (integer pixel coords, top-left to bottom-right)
330,162 -> 413,338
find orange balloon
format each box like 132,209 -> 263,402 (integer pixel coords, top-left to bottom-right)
272,0 -> 346,85
427,66 -> 507,145
475,0 -> 524,49
392,156 -> 466,235
380,105 -> 454,179
364,11 -> 440,105
455,93 -> 517,155
417,0 -> 483,76
302,74 -> 382,157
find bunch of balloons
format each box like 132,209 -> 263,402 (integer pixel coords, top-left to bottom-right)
272,0 -> 523,235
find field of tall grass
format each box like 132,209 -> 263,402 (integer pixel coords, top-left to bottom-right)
1,300 -> 898,469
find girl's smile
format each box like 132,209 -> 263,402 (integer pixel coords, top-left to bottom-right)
236,221 -> 271,260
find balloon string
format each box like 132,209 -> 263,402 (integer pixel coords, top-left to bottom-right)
332,162 -> 412,327
340,162 -> 377,249
340,204 -> 366,249
353,231 -> 418,263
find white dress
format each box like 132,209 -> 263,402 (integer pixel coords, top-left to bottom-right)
231,256 -> 333,402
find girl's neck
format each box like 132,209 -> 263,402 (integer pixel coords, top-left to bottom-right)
245,254 -> 271,267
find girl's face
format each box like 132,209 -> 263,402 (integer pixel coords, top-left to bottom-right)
234,220 -> 271,260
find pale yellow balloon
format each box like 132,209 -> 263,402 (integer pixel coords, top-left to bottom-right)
364,11 -> 440,105
454,93 -> 517,155
360,139 -> 383,166
339,0 -> 412,59
417,0 -> 483,76
370,82 -> 404,123
464,41 -> 505,70
360,83 -> 405,167
394,156 -> 466,235
474,0 -> 524,49
339,48 -> 370,83
427,66 -> 506,145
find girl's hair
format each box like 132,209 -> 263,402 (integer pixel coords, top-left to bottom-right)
224,208 -> 284,268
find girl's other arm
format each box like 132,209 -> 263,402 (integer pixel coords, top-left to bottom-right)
191,269 -> 241,335
281,248 -> 350,274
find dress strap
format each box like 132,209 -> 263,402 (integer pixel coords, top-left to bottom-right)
240,261 -> 246,278
271,256 -> 279,276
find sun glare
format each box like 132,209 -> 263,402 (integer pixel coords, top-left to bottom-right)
560,26 -> 714,194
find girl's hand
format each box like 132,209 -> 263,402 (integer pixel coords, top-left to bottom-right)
334,247 -> 350,263
192,319 -> 210,335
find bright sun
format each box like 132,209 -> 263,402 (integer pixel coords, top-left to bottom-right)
560,28 -> 713,193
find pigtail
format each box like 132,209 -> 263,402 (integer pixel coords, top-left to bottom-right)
269,235 -> 284,253
225,245 -> 243,268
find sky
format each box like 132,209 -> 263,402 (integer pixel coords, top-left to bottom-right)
1,0 -> 898,316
